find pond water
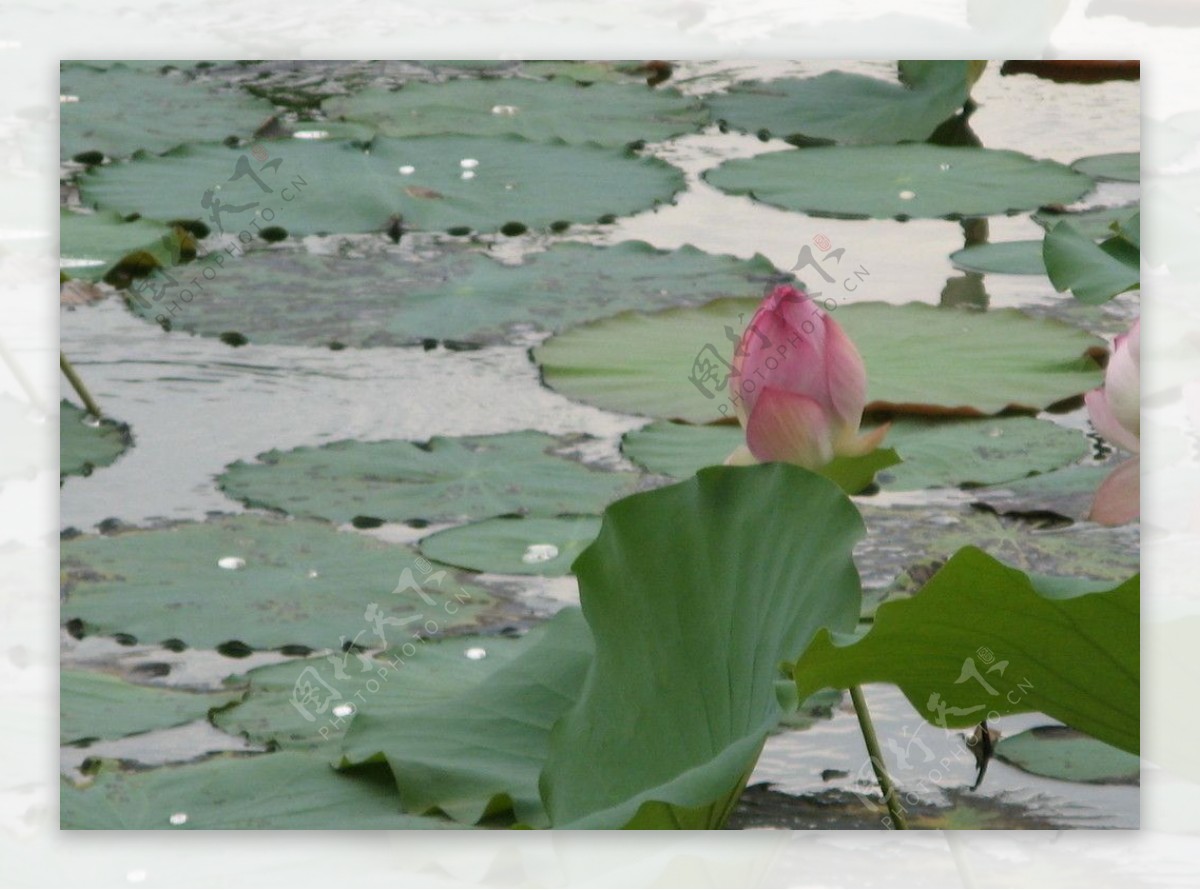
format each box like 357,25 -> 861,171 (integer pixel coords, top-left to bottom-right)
60,59 -> 1140,829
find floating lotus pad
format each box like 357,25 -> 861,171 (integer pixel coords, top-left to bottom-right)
707,61 -> 976,146
60,671 -> 241,744
521,60 -> 662,84
972,463 -> 1116,521
60,62 -> 276,161
61,514 -> 503,650
214,632 -> 532,751
622,416 -> 1089,491
218,431 -> 641,525
61,752 -> 458,829
1070,151 -> 1140,183
60,400 -> 132,481
856,503 -> 1141,587
123,240 -> 789,347
949,240 -> 1047,275
705,144 -> 1095,220
535,299 -> 1105,423
322,78 -> 708,147
59,209 -> 184,283
78,136 -> 685,237
995,725 -> 1140,784
419,515 -> 603,576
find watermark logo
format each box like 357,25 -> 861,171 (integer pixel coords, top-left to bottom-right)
288,556 -> 474,739
687,234 -> 873,418
125,144 -> 309,327
850,646 -> 1034,827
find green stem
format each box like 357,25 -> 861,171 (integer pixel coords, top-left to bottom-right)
60,352 -> 103,419
850,684 -> 907,829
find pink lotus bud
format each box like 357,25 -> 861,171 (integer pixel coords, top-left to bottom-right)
1085,319 -> 1140,525
726,285 -> 888,470
1085,319 -> 1140,455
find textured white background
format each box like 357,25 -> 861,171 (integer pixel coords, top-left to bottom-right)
3,0 -> 1198,885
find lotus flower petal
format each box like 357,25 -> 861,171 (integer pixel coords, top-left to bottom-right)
1104,319 -> 1140,441
745,387 -> 835,469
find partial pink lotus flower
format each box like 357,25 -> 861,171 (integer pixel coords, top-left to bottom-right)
725,285 -> 888,470
1085,319 -> 1140,525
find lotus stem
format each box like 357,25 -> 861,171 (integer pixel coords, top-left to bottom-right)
850,684 -> 907,829
60,352 -> 103,419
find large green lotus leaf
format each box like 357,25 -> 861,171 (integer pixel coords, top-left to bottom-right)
419,515 -> 603,576
78,136 -> 684,237
705,144 -> 1094,220
59,400 -> 132,481
542,464 -> 864,829
60,514 -> 501,650
123,240 -> 787,347
61,671 -> 241,744
215,633 -> 532,750
1071,151 -> 1140,183
218,431 -> 641,525
61,752 -> 458,829
1032,204 -> 1139,240
338,608 -> 593,827
59,209 -> 181,283
949,240 -> 1047,275
1044,220 -> 1140,304
323,79 -> 708,147
793,547 -> 1139,754
622,416 -> 1087,491
994,725 -> 1140,784
707,61 -> 974,146
60,62 -> 275,161
535,299 -> 1105,423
